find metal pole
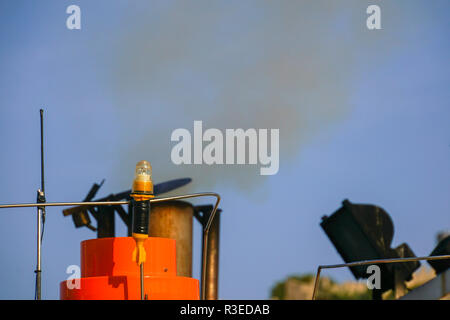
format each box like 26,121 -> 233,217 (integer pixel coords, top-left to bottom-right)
0,201 -> 130,209
200,208 -> 221,300
35,204 -> 42,300
40,109 -> 45,193
140,262 -> 144,300
35,109 -> 45,300
0,193 -> 219,210
200,204 -> 220,300
312,254 -> 450,300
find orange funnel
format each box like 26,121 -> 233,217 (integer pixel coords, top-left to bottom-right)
60,237 -> 199,300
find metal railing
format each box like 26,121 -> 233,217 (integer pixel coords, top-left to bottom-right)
0,192 -> 221,300
312,254 -> 450,300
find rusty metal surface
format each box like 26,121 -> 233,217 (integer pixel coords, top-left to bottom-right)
202,209 -> 221,300
148,200 -> 194,277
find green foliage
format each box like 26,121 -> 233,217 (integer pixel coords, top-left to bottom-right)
270,273 -> 372,300
271,280 -> 285,300
271,273 -> 316,299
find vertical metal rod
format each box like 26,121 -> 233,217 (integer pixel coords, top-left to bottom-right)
40,109 -> 45,193
201,231 -> 208,300
35,109 -> 45,300
140,262 -> 144,300
312,267 -> 322,300
35,206 -> 42,300
200,196 -> 220,300
200,208 -> 221,300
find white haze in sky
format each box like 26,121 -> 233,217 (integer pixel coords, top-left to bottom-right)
101,1 -> 402,191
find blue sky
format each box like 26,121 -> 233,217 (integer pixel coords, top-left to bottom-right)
0,1 -> 449,299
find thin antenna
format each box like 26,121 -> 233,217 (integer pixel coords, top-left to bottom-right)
35,108 -> 46,300
40,109 -> 46,242
40,109 -> 45,194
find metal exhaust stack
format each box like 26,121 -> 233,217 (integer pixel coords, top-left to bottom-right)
148,201 -> 222,299
149,201 -> 194,278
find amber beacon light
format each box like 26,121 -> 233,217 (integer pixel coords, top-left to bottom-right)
131,160 -> 154,266
58,160 -> 201,300
131,160 -> 154,299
